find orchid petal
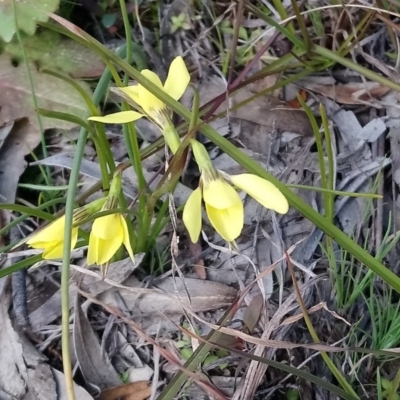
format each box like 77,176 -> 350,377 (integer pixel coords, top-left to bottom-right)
87,233 -> 99,266
205,201 -> 243,242
88,111 -> 144,124
138,70 -> 165,115
88,223 -> 123,265
163,56 -> 190,101
92,213 -> 121,240
26,216 -> 66,244
121,216 -> 135,261
41,228 -> 78,259
182,187 -> 203,243
119,85 -> 140,104
203,178 -> 241,209
230,174 -> 289,214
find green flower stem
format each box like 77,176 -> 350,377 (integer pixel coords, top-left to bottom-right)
37,73 -> 114,188
190,139 -> 213,171
89,134 -> 111,191
320,103 -> 335,223
296,96 -> 330,215
60,45 -> 127,400
119,0 -> 145,250
162,123 -> 182,154
93,121 -> 116,176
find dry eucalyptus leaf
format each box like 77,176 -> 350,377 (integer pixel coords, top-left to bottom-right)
302,80 -> 391,107
0,119 -> 33,203
98,381 -> 151,400
0,279 -> 27,397
0,278 -> 57,399
0,54 -> 91,128
198,75 -> 313,136
73,299 -> 121,390
30,285 -> 78,332
0,54 -> 91,203
243,294 -> 263,333
99,277 -> 237,315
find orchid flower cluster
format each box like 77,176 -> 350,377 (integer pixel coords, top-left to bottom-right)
26,172 -> 133,271
26,56 -> 289,271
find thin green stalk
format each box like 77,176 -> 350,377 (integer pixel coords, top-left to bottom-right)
60,48 -> 126,400
41,69 -> 115,183
290,0 -> 312,54
119,0 -> 146,251
91,135 -> 111,191
320,104 -> 335,223
272,0 -> 295,34
287,184 -> 381,199
36,109 -> 94,133
93,122 -> 116,173
296,95 -> 330,214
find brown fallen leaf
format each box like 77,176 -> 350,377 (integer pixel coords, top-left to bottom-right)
98,381 -> 151,400
73,295 -> 121,390
99,277 -> 237,315
302,80 -> 391,106
0,54 -> 91,203
0,54 -> 91,128
199,75 -> 313,136
243,294 -> 263,333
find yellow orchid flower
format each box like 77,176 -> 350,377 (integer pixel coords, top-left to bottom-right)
88,56 -> 190,153
27,215 -> 79,259
182,140 -> 289,243
87,211 -> 134,266
26,199 -> 105,259
87,172 -> 134,267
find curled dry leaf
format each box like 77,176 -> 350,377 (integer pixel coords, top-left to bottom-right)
73,297 -> 121,390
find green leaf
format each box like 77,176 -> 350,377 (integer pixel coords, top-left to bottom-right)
0,0 -> 60,43
203,355 -> 218,366
180,348 -> 193,360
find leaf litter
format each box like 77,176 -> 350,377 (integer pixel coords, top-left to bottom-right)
3,1 -> 400,399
